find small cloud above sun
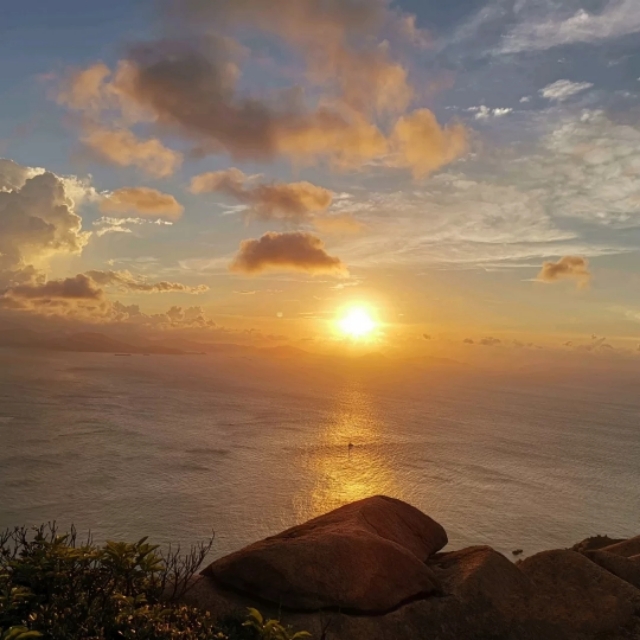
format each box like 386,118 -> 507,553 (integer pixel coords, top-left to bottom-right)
338,307 -> 377,340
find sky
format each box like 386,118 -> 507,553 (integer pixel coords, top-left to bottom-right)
2,0 -> 640,361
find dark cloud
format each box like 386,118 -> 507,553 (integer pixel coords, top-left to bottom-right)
230,231 -> 347,275
423,333 -> 432,340
118,39 -> 389,168
480,336 -> 501,346
164,0 -> 417,115
2,274 -> 102,301
56,1 -> 467,176
512,340 -> 535,348
0,274 -> 110,317
190,168 -> 332,222
85,270 -> 208,294
463,338 -> 474,344
537,256 -> 591,287
577,335 -> 614,352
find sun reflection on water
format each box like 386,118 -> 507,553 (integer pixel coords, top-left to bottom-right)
294,384 -> 399,521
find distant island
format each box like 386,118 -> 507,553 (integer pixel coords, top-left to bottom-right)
0,328 -> 188,355
0,327 -> 461,371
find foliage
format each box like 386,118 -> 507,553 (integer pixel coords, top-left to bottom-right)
243,609 -> 310,640
0,524 -> 310,640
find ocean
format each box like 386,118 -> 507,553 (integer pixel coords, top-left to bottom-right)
1,348 -> 638,560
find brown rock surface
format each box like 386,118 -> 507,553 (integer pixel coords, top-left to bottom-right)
202,495 -> 447,612
429,545 -> 531,614
585,550 -> 640,589
518,549 -> 640,636
187,545 -> 562,640
184,499 -> 640,640
601,535 -> 640,558
572,535 -> 626,554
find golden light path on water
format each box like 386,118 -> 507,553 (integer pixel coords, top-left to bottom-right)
293,384 -> 400,521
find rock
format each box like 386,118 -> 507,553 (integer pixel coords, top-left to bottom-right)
202,495 -> 447,612
600,535 -> 640,558
185,552 -> 552,640
572,535 -> 626,554
585,550 -> 640,589
188,499 -> 640,640
429,546 -> 531,614
518,549 -> 640,636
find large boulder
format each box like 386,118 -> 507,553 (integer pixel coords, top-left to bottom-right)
600,535 -> 640,558
518,549 -> 640,636
584,550 -> 640,589
202,495 -> 447,612
429,546 -> 531,615
187,545 -> 561,640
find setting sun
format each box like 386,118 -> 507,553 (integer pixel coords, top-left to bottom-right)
338,308 -> 376,339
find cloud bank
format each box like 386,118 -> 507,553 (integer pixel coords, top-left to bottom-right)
56,0 -> 468,178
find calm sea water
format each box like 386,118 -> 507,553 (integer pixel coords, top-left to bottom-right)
1,348 -> 639,560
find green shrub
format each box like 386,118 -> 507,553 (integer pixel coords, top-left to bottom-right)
0,524 -> 309,640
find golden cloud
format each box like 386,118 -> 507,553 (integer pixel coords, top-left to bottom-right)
312,214 -> 366,234
390,109 -> 469,178
190,168 -> 332,222
537,256 -> 591,287
100,187 -> 184,220
81,127 -> 183,177
0,162 -> 89,275
54,0 -> 465,177
230,231 -> 347,275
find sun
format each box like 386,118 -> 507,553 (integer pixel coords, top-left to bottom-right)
338,307 -> 376,339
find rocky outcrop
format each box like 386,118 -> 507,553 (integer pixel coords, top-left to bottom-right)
202,495 -> 447,612
584,550 -> 640,590
599,535 -> 640,559
185,497 -> 640,640
518,549 -> 640,636
572,535 -> 626,554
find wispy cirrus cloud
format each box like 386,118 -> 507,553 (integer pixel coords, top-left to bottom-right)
92,217 -> 173,237
328,109 -> 640,268
467,106 -> 513,119
498,0 -> 640,54
540,80 -> 594,102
